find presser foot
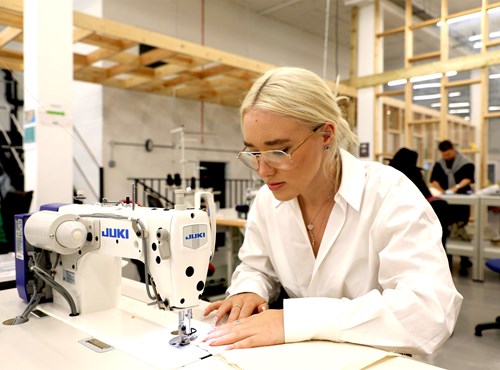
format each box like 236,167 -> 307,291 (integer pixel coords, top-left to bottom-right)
169,328 -> 197,347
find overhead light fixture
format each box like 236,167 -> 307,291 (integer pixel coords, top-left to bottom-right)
413,91 -> 461,101
413,82 -> 441,89
410,73 -> 442,83
449,109 -> 470,114
387,79 -> 407,87
468,30 -> 500,41
489,106 -> 500,111
414,94 -> 441,101
490,73 -> 500,79
431,102 -> 441,108
449,102 -> 470,108
388,71 -> 457,87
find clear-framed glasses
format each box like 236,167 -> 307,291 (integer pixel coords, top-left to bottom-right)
236,126 -> 322,171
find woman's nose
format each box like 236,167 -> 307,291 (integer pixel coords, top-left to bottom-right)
257,158 -> 276,177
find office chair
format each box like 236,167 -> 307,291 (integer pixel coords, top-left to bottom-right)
474,258 -> 500,336
0,190 -> 33,253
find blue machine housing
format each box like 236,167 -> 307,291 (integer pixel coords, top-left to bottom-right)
15,213 -> 33,302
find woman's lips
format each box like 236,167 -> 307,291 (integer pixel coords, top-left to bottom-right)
267,182 -> 285,191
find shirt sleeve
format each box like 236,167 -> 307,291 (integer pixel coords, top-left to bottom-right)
283,176 -> 462,355
226,190 -> 281,303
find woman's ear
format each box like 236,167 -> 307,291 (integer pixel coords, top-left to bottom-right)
322,122 -> 335,146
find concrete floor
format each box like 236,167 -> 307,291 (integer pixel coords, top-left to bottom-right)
414,260 -> 500,370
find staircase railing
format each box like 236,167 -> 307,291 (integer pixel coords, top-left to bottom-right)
128,177 -> 261,209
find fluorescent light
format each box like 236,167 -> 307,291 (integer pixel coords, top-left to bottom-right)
410,73 -> 442,83
464,116 -> 470,121
413,94 -> 441,101
449,109 -> 470,114
469,31 -> 500,41
449,102 -> 470,108
413,91 -> 461,101
488,7 -> 500,15
431,102 -> 441,108
489,106 -> 500,111
445,71 -> 458,77
473,41 -> 482,49
490,73 -> 500,79
413,82 -> 441,89
387,79 -> 407,87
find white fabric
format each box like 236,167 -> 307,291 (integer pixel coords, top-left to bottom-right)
228,149 -> 462,355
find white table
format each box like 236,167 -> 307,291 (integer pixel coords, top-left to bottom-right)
443,194 -> 500,281
0,252 -> 15,290
0,279 -> 443,370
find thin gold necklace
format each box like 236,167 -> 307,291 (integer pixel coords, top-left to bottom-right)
299,193 -> 334,247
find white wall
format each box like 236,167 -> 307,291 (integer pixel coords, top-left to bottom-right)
79,0 -> 353,201
73,0 -> 103,203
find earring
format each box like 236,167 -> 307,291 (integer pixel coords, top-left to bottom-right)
324,145 -> 330,151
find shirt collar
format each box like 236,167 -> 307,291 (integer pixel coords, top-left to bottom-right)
271,149 -> 365,211
336,149 -> 364,212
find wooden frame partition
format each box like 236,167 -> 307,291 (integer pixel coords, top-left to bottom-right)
350,0 -> 500,188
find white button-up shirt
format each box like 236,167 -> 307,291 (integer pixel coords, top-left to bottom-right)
228,149 -> 463,355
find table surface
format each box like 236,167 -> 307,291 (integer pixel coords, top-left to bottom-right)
0,278 -> 443,370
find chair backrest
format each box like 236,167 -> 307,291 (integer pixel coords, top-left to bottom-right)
0,190 -> 33,253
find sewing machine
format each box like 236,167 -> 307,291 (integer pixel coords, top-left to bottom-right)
13,190 -> 216,347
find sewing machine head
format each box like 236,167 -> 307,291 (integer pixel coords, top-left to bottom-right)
16,191 -> 216,322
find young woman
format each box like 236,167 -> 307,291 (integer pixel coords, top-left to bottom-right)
203,67 -> 462,355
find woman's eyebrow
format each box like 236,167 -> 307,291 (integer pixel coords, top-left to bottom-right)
243,138 -> 291,148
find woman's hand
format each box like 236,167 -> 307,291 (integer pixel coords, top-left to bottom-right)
203,309 -> 285,349
203,292 -> 268,325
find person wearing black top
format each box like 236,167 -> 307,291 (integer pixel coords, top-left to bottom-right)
430,140 -> 475,276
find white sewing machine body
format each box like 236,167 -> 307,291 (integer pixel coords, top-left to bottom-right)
18,191 -> 215,319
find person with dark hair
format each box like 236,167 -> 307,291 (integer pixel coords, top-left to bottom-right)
202,67 -> 462,355
388,147 -> 432,199
430,140 -> 475,276
389,147 -> 451,268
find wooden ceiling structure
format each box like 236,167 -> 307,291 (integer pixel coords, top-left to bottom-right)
0,0 -> 356,108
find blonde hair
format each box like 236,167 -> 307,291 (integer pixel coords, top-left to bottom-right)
240,66 -> 359,185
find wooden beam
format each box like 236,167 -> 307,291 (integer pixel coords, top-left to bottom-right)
376,26 -> 404,38
444,78 -> 480,88
0,8 -> 22,28
376,89 -> 404,97
73,11 -> 275,76
0,26 -> 20,47
351,49 -> 500,88
408,51 -> 440,63
408,118 -> 440,124
73,27 -> 93,43
349,6 -> 358,83
409,18 -> 439,31
0,0 -> 23,13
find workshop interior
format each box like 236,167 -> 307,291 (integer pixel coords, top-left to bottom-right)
0,0 -> 500,369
